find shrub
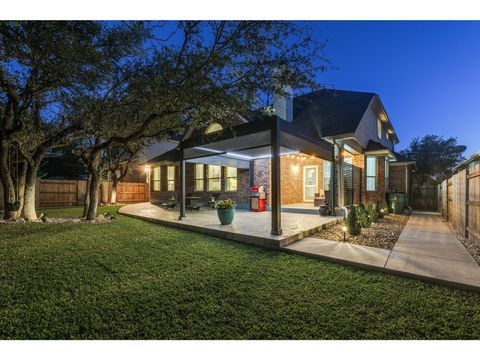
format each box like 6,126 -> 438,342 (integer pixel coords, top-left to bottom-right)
356,203 -> 371,228
367,203 -> 378,223
214,199 -> 236,210
344,205 -> 361,236
377,201 -> 389,218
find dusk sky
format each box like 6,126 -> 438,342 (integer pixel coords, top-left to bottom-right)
309,21 -> 480,157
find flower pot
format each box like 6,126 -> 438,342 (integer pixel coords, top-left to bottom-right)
318,205 -> 329,216
216,208 -> 235,225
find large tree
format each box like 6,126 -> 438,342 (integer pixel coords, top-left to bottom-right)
70,21 -> 329,220
400,135 -> 466,184
0,21 -> 149,220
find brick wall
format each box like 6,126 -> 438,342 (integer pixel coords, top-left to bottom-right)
253,154 -> 328,206
352,154 -> 364,204
280,155 -> 325,204
389,164 -> 408,194
365,155 -> 387,204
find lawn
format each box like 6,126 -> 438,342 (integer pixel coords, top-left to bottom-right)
0,206 -> 479,339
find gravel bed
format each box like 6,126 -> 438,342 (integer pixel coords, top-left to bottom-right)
448,223 -> 480,266
313,214 -> 410,250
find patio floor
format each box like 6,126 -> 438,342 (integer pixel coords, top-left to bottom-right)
119,202 -> 342,248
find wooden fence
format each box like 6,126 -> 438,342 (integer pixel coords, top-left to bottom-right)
411,183 -> 439,211
439,152 -> 480,245
0,180 -> 149,209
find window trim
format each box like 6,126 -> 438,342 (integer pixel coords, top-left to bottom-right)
225,167 -> 238,192
152,166 -> 161,192
195,163 -> 204,192
366,156 -> 377,192
377,119 -> 382,140
167,165 -> 176,192
207,165 -> 222,192
323,161 -> 332,191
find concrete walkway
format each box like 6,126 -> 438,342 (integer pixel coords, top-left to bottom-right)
285,212 -> 480,291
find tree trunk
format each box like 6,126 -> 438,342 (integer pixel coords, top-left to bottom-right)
110,177 -> 118,204
22,161 -> 41,221
0,140 -> 25,219
86,172 -> 100,220
82,174 -> 91,218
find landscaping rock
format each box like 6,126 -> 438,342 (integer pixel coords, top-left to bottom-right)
313,214 -> 410,249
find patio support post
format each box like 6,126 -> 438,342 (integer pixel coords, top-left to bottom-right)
271,117 -> 282,235
330,145 -> 336,214
178,142 -> 186,220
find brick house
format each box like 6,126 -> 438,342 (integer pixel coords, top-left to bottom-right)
141,89 -> 414,234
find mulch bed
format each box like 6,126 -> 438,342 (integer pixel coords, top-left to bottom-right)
313,214 -> 410,249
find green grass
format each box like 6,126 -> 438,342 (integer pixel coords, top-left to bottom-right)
0,205 -> 479,339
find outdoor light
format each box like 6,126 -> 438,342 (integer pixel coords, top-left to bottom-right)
342,226 -> 347,241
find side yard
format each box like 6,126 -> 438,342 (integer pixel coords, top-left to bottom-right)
0,206 -> 479,339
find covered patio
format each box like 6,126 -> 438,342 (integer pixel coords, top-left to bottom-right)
119,202 -> 342,248
177,116 -> 338,235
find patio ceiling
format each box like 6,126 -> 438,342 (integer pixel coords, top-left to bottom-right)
182,117 -> 333,162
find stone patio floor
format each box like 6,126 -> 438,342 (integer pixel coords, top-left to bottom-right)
119,202 -> 342,248
285,212 -> 480,291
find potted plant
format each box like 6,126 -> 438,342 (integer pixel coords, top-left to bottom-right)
214,199 -> 236,225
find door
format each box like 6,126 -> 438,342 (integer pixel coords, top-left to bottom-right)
303,165 -> 318,202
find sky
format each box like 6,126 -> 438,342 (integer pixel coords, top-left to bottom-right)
307,21 -> 480,157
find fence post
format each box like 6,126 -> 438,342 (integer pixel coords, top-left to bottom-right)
465,167 -> 469,238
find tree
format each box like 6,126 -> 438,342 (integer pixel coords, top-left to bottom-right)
400,135 -> 466,185
70,21 -> 329,220
0,21 -> 149,220
105,144 -> 141,204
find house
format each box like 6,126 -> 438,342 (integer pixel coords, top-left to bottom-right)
141,89 -> 414,235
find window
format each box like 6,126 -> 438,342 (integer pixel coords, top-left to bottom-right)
152,166 -> 161,191
377,119 -> 382,139
385,158 -> 390,191
208,165 -> 222,191
167,165 -> 175,191
225,167 -> 238,191
195,164 -> 204,191
205,122 -> 223,134
323,161 -> 332,190
366,156 -> 377,192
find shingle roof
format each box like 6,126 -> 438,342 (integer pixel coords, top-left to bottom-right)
293,89 -> 376,138
146,148 -> 180,163
365,140 -> 390,152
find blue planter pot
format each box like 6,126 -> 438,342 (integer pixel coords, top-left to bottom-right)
216,208 -> 235,225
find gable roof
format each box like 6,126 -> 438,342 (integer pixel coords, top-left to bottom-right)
293,89 -> 376,139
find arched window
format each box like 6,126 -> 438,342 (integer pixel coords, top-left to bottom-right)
205,122 -> 223,134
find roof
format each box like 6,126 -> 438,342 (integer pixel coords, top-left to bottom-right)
293,89 -> 376,138
146,148 -> 180,163
365,140 -> 390,152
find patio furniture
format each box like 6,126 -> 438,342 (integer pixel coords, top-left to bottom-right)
160,200 -> 177,209
186,195 -> 202,211
313,192 -> 326,207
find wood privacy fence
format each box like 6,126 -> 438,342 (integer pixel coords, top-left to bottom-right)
439,151 -> 480,245
0,180 -> 149,209
411,183 -> 439,211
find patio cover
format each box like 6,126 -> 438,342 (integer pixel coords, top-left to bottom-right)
178,116 -> 335,235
